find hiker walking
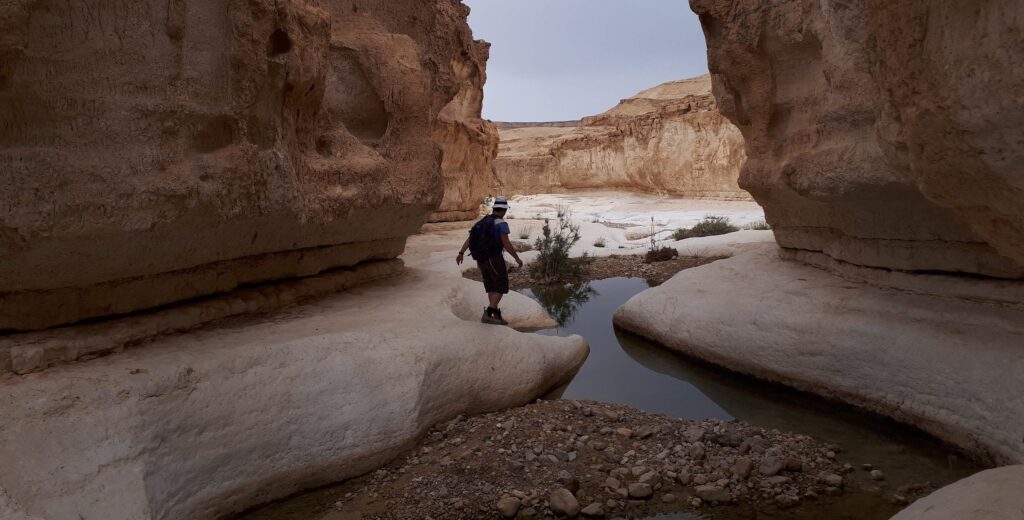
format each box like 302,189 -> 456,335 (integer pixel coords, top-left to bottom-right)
456,197 -> 524,325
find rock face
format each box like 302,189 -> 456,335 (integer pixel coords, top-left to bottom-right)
613,242 -> 1024,464
430,39 -> 500,222
692,0 -> 1024,278
493,75 -> 749,200
0,269 -> 588,520
0,0 -> 483,330
891,465 -> 1024,520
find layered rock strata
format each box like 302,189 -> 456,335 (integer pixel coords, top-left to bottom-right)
692,0 -> 1024,278
430,40 -> 500,222
0,269 -> 588,520
0,0 -> 483,330
493,75 -> 749,200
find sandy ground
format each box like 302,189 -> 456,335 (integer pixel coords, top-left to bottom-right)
413,192 -> 772,273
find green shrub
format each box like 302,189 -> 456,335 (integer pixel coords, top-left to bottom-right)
593,237 -> 606,248
744,219 -> 771,230
518,226 -> 534,240
672,215 -> 739,240
644,246 -> 679,264
531,216 -> 589,282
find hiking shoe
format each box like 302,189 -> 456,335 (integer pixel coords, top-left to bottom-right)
481,307 -> 508,326
492,308 -> 509,325
481,307 -> 504,325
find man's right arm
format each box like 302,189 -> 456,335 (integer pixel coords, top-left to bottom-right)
456,236 -> 471,265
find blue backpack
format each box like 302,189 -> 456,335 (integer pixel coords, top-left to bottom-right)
468,215 -> 502,259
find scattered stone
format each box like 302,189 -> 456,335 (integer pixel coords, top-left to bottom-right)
784,457 -> 803,472
695,485 -> 731,503
776,494 -> 801,508
661,493 -> 678,504
549,488 -> 581,517
871,470 -> 885,481
615,428 -> 633,439
580,502 -> 605,517
862,463 -> 874,471
759,456 -> 785,476
821,473 -> 844,488
496,496 -> 521,518
627,483 -> 653,499
557,470 -> 581,493
604,477 -> 620,489
683,427 -> 705,443
732,457 -> 753,479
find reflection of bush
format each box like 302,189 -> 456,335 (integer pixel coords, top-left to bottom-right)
528,281 -> 598,326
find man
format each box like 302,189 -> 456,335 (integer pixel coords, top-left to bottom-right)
456,196 -> 524,325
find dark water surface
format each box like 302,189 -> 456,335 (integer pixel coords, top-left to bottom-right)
242,277 -> 982,520
521,277 -> 983,519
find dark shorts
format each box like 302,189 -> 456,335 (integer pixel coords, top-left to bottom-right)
478,257 -> 509,294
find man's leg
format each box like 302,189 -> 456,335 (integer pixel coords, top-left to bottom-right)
488,292 -> 503,309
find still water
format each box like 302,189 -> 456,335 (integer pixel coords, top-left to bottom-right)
520,277 -> 982,519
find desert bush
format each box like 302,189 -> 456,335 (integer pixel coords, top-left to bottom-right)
644,246 -> 679,264
518,226 -> 534,240
744,219 -> 771,230
531,216 -> 589,282
593,237 -> 606,248
672,215 -> 739,240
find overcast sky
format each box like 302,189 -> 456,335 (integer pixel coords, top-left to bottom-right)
463,0 -> 709,122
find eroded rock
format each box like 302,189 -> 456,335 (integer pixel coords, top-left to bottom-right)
494,76 -> 748,200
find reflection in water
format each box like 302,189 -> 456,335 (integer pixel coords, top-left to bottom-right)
524,280 -> 598,326
520,277 -> 983,520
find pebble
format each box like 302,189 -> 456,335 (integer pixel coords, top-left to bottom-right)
683,427 -> 706,443
549,488 -> 581,517
496,496 -> 520,518
695,485 -> 731,503
759,456 -> 785,476
615,428 -> 633,438
822,473 -> 844,487
661,493 -> 678,504
557,470 -> 580,493
627,483 -> 653,499
776,494 -> 801,508
580,502 -> 605,517
870,470 -> 885,481
604,477 -> 620,489
732,457 -> 753,479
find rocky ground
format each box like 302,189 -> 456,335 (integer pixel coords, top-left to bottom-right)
463,255 -> 724,289
324,400 -> 873,519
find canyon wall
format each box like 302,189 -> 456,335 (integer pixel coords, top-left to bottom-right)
493,75 -> 750,200
0,0 -> 483,330
692,0 -> 1024,278
430,40 -> 500,222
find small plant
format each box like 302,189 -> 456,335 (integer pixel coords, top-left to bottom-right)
672,215 -> 739,240
645,246 -> 679,263
744,219 -> 771,230
593,237 -> 606,248
555,203 -> 570,219
517,226 -> 534,240
531,215 -> 589,282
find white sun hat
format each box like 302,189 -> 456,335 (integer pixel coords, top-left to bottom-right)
492,196 -> 510,210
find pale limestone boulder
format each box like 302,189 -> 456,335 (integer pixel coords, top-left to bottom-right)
614,243 -> 1024,463
494,75 -> 748,200
0,1 -> 480,330
0,270 -> 587,520
891,465 -> 1024,520
692,0 -> 1024,278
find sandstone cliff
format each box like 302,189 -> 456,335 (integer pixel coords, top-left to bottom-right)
493,75 -> 749,200
693,0 -> 1024,278
430,39 -> 500,222
0,0 -> 484,330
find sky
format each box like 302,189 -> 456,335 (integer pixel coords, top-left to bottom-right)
463,0 -> 709,122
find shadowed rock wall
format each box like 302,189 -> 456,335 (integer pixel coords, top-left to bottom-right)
0,0 -> 483,330
692,0 -> 1024,278
430,39 -> 500,222
494,75 -> 749,200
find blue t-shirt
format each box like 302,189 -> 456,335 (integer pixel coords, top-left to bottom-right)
494,218 -> 510,240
